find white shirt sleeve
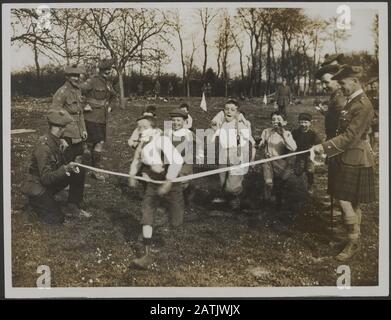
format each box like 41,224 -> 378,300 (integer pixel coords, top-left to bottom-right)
158,136 -> 184,180
283,130 -> 297,151
128,128 -> 140,148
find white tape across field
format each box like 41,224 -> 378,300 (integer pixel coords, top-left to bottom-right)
75,149 -> 318,184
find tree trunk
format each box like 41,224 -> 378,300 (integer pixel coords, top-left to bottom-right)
118,69 -> 125,109
33,40 -> 40,80
266,30 -> 272,94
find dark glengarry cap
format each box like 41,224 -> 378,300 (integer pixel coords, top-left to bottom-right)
321,53 -> 344,67
64,65 -> 86,75
98,58 -> 115,70
47,108 -> 74,127
298,112 -> 312,121
315,64 -> 340,80
331,65 -> 363,81
169,108 -> 188,119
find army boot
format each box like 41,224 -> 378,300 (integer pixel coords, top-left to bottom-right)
91,151 -> 106,181
335,217 -> 360,261
335,239 -> 360,262
131,245 -> 154,270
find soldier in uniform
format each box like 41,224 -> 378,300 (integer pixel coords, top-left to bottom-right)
365,77 -> 379,149
275,78 -> 292,118
315,64 -> 346,140
82,58 -> 118,181
21,109 -> 89,225
51,65 -> 89,211
313,65 -> 376,261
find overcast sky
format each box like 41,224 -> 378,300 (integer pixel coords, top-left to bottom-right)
10,6 -> 378,76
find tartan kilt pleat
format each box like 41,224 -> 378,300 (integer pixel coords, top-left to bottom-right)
328,157 -> 376,204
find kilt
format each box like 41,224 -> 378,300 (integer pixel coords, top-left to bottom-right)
85,120 -> 106,144
328,156 -> 376,204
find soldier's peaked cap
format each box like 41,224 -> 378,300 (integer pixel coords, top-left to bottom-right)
315,64 -> 340,80
47,108 -> 74,127
331,65 -> 363,81
321,53 -> 344,66
169,109 -> 188,119
64,65 -> 86,75
99,58 -> 115,70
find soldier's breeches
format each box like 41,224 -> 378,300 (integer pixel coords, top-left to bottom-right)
29,191 -> 64,225
141,183 -> 184,227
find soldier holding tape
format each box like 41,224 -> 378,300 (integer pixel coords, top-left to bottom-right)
21,109 -> 90,224
312,65 -> 376,261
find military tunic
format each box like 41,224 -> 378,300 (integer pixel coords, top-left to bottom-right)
51,81 -> 86,142
21,134 -> 84,224
322,90 -> 375,203
82,74 -> 117,124
323,89 -> 346,140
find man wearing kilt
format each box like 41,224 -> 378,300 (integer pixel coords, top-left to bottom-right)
82,58 -> 118,181
313,65 -> 376,261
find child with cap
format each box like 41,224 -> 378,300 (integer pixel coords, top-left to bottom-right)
179,103 -> 193,130
258,111 -> 297,207
166,108 -> 204,205
291,113 -> 322,194
127,105 -> 162,149
128,115 -> 184,269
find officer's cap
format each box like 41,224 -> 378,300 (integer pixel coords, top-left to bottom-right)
98,58 -> 115,70
47,109 -> 74,127
298,113 -> 312,122
331,65 -> 363,81
315,64 -> 340,80
64,65 -> 86,75
321,53 -> 344,67
169,108 -> 188,119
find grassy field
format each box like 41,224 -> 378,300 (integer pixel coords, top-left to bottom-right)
10,96 -> 379,287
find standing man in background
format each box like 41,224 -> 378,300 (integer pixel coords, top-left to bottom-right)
275,78 -> 292,118
82,58 -> 118,181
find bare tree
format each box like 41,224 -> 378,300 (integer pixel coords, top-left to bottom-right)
198,8 -> 218,82
326,16 -> 350,54
81,8 -> 171,107
172,10 -> 187,96
372,13 -> 379,64
184,35 -> 198,97
11,9 -> 54,78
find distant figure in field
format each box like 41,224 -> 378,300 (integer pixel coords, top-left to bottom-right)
275,79 -> 292,118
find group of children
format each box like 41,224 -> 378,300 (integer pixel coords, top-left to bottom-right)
127,99 -> 322,269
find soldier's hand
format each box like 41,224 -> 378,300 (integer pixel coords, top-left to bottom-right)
65,162 -> 80,174
60,139 -> 69,152
158,181 -> 172,195
81,131 -> 88,141
108,107 -> 112,113
84,104 -> 92,112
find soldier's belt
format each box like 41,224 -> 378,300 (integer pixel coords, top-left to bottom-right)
86,98 -> 107,108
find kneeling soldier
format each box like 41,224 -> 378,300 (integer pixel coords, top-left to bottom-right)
21,109 -> 90,225
128,115 -> 184,269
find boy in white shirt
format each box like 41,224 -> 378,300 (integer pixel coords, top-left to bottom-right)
211,99 -> 256,210
166,108 -> 204,205
128,115 -> 184,269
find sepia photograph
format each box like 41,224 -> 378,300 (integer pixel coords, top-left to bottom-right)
2,2 -> 389,298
